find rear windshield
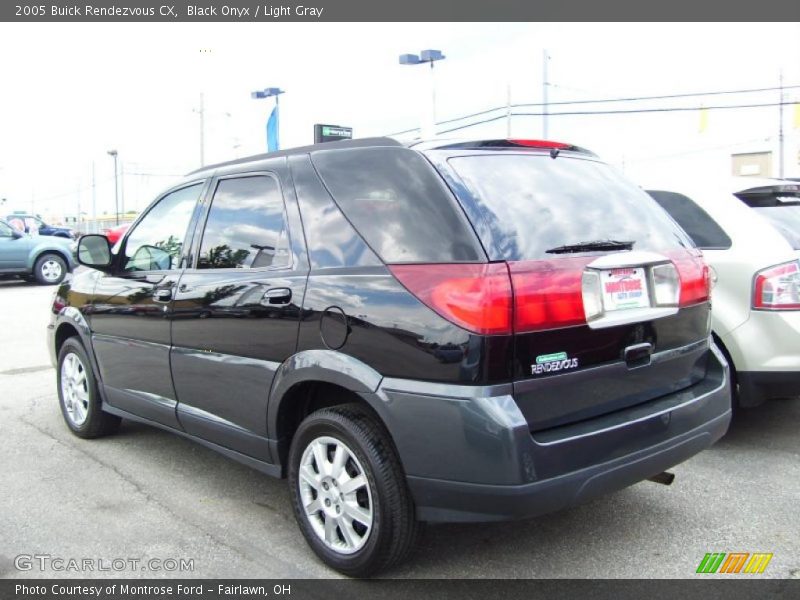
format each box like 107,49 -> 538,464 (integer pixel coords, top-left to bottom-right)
447,154 -> 691,261
736,191 -> 800,250
311,147 -> 482,263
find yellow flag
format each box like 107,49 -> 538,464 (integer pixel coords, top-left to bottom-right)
699,106 -> 709,133
794,103 -> 800,129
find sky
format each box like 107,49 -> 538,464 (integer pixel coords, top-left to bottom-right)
0,22 -> 799,224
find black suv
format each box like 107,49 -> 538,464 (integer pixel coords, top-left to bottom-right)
49,138 -> 731,576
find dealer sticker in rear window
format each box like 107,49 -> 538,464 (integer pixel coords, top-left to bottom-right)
601,267 -> 650,311
532,351 -> 579,375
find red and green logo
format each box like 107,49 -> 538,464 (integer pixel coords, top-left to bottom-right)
696,552 -> 773,574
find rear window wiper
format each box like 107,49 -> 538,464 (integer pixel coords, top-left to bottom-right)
545,239 -> 635,254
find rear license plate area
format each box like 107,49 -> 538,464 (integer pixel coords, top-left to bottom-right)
601,267 -> 650,311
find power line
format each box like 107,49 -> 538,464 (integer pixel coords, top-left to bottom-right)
16,170 -> 183,206
434,100 -> 797,135
518,84 -> 800,108
387,83 -> 800,136
514,100 -> 796,117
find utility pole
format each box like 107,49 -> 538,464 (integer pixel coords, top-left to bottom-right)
542,49 -> 549,139
199,92 -> 205,167
76,181 -> 81,233
107,150 -> 119,225
779,71 -> 785,179
91,161 -> 96,232
506,83 -> 512,137
120,159 -> 125,217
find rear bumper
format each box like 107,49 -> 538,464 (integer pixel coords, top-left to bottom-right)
719,310 -> 800,405
407,410 -> 729,522
375,343 -> 731,523
721,309 -> 800,373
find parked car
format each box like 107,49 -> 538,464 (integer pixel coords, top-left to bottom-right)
49,137 -> 730,576
0,218 -> 75,284
101,223 -> 130,245
646,178 -> 800,408
6,212 -> 75,238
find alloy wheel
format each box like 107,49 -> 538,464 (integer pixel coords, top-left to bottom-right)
298,435 -> 374,555
61,352 -> 89,426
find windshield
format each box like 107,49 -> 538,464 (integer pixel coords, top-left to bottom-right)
446,154 -> 692,261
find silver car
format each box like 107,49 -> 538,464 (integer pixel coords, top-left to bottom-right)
0,219 -> 76,284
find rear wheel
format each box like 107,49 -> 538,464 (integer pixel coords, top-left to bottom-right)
57,337 -> 120,438
288,404 -> 421,577
34,253 -> 67,285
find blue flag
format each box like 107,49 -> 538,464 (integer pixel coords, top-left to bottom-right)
267,105 -> 279,152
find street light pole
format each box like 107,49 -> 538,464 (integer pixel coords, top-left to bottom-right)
107,150 -> 119,226
400,49 -> 446,138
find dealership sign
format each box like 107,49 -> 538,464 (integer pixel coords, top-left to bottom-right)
314,124 -> 353,143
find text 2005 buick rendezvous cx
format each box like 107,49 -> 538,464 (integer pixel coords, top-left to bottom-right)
48,138 -> 731,576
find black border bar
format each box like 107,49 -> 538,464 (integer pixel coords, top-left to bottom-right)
3,0 -> 800,22
3,579 -> 799,600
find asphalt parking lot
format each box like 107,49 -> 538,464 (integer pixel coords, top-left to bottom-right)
1,279 -> 798,579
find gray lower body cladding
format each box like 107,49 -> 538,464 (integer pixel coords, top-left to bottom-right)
373,343 -> 731,523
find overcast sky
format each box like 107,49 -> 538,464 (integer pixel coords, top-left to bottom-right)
0,22 -> 798,222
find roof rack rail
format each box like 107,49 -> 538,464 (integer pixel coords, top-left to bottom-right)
188,136 -> 403,175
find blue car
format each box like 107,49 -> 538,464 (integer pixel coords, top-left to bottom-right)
0,219 -> 76,284
6,213 -> 75,239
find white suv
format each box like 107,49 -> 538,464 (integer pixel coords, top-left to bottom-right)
645,178 -> 800,408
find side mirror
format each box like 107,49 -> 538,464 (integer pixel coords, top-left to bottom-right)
11,229 -> 23,239
77,234 -> 113,270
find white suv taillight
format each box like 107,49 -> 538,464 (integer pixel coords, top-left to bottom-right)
753,261 -> 800,310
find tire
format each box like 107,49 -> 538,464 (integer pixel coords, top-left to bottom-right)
288,403 -> 421,577
34,253 -> 67,285
57,337 -> 121,439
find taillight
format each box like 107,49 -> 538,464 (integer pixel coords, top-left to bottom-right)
391,251 -> 711,336
508,258 -> 591,332
669,251 -> 710,306
753,261 -> 800,310
388,263 -> 513,335
52,294 -> 66,314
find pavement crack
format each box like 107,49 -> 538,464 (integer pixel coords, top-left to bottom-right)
0,365 -> 52,376
16,416 -> 280,571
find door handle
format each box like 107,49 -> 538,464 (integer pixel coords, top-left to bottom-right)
261,287 -> 292,306
153,288 -> 173,303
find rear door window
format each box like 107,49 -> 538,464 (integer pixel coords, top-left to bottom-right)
197,175 -> 291,269
311,147 -> 483,263
446,153 -> 691,261
648,190 -> 732,250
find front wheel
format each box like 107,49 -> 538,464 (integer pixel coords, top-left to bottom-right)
57,337 -> 120,438
288,404 -> 421,577
34,253 -> 67,285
